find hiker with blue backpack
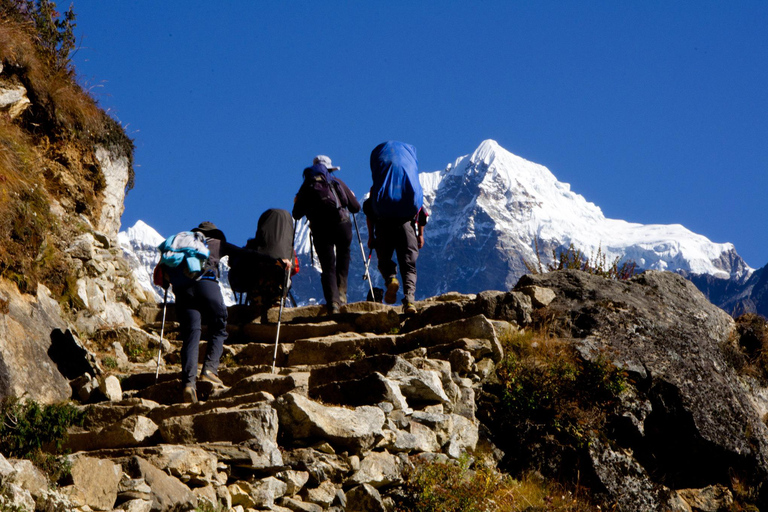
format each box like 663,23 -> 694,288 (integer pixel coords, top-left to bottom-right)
292,155 -> 360,315
365,141 -> 428,315
156,221 -> 289,403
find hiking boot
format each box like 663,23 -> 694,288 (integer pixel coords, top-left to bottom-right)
328,302 -> 341,315
182,386 -> 198,404
200,370 -> 224,387
384,277 -> 399,304
403,300 -> 417,315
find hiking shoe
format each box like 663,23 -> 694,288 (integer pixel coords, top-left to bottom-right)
328,302 -> 341,315
182,386 -> 198,404
384,277 -> 399,304
403,300 -> 417,315
200,370 -> 224,387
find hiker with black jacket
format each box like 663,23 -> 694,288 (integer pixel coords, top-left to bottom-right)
365,141 -> 428,315
292,155 -> 361,314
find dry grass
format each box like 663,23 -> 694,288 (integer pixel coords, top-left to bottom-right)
397,459 -> 598,512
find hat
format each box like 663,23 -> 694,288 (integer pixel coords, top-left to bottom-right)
191,221 -> 226,241
313,155 -> 340,171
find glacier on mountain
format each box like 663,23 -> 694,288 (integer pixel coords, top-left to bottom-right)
120,140 -> 751,306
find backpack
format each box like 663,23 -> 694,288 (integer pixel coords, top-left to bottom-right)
301,163 -> 347,223
370,141 -> 423,219
228,209 -> 298,296
154,231 -> 210,289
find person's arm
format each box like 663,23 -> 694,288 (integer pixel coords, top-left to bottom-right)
338,179 -> 360,214
417,223 -> 425,249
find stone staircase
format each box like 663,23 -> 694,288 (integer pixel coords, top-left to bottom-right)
6,289 -> 542,512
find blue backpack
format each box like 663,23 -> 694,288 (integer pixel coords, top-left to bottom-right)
155,231 -> 210,289
370,141 -> 423,219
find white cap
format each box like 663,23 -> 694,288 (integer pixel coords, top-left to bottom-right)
313,155 -> 340,171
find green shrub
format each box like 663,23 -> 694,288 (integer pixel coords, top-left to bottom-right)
0,397 -> 85,480
492,333 -> 626,454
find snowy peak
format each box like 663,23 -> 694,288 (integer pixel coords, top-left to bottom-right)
417,140 -> 751,296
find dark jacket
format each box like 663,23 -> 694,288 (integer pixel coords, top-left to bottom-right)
292,163 -> 360,225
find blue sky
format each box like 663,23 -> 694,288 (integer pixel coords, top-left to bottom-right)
71,1 -> 768,267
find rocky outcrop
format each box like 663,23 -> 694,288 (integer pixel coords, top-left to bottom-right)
508,270 -> 768,509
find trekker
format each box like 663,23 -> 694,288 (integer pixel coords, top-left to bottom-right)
165,222 -> 234,403
228,208 -> 298,314
365,141 -> 428,314
292,155 -> 360,314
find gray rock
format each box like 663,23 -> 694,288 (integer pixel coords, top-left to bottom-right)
124,456 -> 197,512
0,483 -> 35,512
0,283 -> 74,403
69,456 -> 122,511
517,284 -> 556,308
279,496 -> 323,512
444,414 -> 479,459
67,415 -> 158,452
345,484 -> 386,512
100,374 -> 123,401
346,451 -> 403,488
277,470 -> 310,496
276,392 -> 385,452
7,459 -> 48,499
301,480 -> 337,506
146,445 -> 219,485
159,403 -> 279,446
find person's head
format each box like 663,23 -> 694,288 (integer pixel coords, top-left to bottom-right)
192,221 -> 226,241
313,155 -> 339,172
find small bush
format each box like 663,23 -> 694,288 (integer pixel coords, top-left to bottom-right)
0,397 -> 85,481
489,332 -> 627,469
396,458 -> 595,511
526,242 -> 636,280
731,314 -> 768,384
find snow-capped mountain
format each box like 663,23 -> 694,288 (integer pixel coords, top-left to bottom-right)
414,139 -> 752,296
118,220 -> 236,306
121,140 -> 753,308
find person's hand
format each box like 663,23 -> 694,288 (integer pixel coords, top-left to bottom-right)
277,258 -> 292,269
417,234 -> 425,249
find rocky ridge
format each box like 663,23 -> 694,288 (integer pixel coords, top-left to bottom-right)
3,270 -> 767,511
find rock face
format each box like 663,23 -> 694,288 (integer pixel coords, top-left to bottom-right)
509,270 -> 768,509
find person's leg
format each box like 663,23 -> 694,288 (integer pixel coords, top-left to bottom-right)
395,221 -> 419,303
335,220 -> 353,304
175,286 -> 201,390
375,223 -> 397,282
313,229 -> 339,306
199,279 -> 228,378
375,222 -> 400,304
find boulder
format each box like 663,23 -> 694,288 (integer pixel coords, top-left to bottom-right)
69,456 -> 122,511
345,484 -> 386,512
346,451 -> 403,488
0,282 -> 75,403
276,393 -> 385,452
124,456 -> 197,512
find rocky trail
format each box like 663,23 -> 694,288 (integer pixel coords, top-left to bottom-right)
5,288 -> 532,512
4,270 -> 768,512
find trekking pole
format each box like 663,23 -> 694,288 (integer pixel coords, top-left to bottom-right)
272,220 -> 298,374
352,214 -> 376,300
154,288 -> 168,383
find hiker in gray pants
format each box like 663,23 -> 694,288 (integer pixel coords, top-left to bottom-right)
175,222 -> 229,403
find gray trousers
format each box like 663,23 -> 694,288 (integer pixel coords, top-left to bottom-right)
375,219 -> 419,302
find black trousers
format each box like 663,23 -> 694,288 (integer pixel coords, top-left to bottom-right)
311,219 -> 352,306
175,278 -> 228,387
375,219 -> 419,302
